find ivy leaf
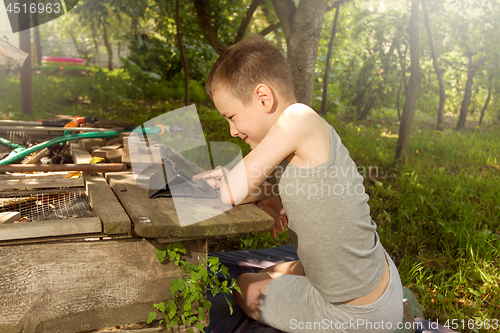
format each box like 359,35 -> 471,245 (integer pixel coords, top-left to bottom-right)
225,296 -> 233,315
147,311 -> 157,324
198,307 -> 205,322
168,250 -> 177,262
172,242 -> 187,254
222,280 -> 229,293
208,257 -> 219,267
170,317 -> 179,327
167,300 -> 177,319
157,302 -> 166,312
170,279 -> 179,294
184,301 -> 192,311
200,268 -> 208,282
156,248 -> 167,263
190,270 -> 202,281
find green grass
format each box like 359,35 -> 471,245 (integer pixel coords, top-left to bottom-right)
333,115 -> 500,331
1,69 -> 498,332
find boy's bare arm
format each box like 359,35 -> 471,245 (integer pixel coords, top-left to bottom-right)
195,104 -> 326,206
239,181 -> 279,204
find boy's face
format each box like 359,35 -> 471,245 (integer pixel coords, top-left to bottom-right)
212,87 -> 272,150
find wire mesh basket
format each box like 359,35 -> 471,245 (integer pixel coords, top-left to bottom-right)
0,188 -> 94,222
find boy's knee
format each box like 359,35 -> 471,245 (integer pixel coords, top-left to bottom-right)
235,272 -> 273,322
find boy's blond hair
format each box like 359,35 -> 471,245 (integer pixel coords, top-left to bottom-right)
206,35 -> 296,105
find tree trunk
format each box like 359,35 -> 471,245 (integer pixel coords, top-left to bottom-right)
176,0 -> 189,106
395,0 -> 422,161
357,94 -> 377,120
320,5 -> 340,116
19,8 -> 33,117
92,28 -> 101,67
32,13 -> 43,66
235,0 -> 263,43
422,1 -> 445,130
192,0 -> 228,55
456,55 -> 477,130
272,0 -> 330,106
478,75 -> 492,127
102,19 -> 113,71
396,45 -> 408,120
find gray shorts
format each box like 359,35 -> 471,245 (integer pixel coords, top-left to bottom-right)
259,252 -> 404,333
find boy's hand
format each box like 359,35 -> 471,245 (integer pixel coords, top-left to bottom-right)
256,197 -> 288,238
192,166 -> 230,189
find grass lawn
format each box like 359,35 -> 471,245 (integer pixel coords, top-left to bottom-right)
1,68 -> 499,332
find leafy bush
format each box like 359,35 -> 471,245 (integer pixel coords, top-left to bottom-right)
149,242 -> 239,332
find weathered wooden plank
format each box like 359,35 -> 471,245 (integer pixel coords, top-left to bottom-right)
0,233 -> 129,247
85,174 -> 131,234
0,212 -> 20,224
79,138 -> 105,151
0,217 -> 102,241
0,238 -> 207,333
106,172 -> 273,239
91,143 -> 123,158
106,147 -> 129,163
0,38 -> 28,66
70,142 -> 92,164
0,173 -> 84,190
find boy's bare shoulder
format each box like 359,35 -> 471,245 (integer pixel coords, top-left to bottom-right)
282,103 -> 318,118
278,103 -> 326,132
277,103 -> 331,167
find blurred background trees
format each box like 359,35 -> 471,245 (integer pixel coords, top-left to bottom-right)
3,0 -> 500,158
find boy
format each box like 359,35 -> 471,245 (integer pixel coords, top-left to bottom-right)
193,35 -> 404,332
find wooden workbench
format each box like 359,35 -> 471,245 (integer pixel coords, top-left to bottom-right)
0,169 -> 273,333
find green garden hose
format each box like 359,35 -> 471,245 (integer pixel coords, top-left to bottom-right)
0,126 -> 162,165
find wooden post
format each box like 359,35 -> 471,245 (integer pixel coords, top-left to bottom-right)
19,8 -> 33,117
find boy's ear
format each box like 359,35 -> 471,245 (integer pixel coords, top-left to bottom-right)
254,84 -> 275,113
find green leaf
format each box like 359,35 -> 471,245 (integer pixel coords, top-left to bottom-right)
170,317 -> 179,327
226,296 -> 233,315
184,301 -> 192,311
156,248 -> 167,263
190,270 -> 203,281
208,257 -> 219,267
197,322 -> 206,331
200,268 -> 208,282
170,278 -> 179,294
203,299 -> 212,312
147,311 -> 157,324
198,306 -> 205,322
167,300 -> 177,319
172,242 -> 187,254
222,280 -> 228,291
168,250 -> 177,261
157,302 -> 166,312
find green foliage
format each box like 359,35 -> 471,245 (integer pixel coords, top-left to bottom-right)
331,115 -> 500,332
119,56 -> 161,82
237,230 -> 291,251
148,243 -> 240,332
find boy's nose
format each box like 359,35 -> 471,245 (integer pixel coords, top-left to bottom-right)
229,123 -> 239,137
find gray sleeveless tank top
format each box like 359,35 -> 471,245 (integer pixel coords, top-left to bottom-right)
274,122 -> 386,303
